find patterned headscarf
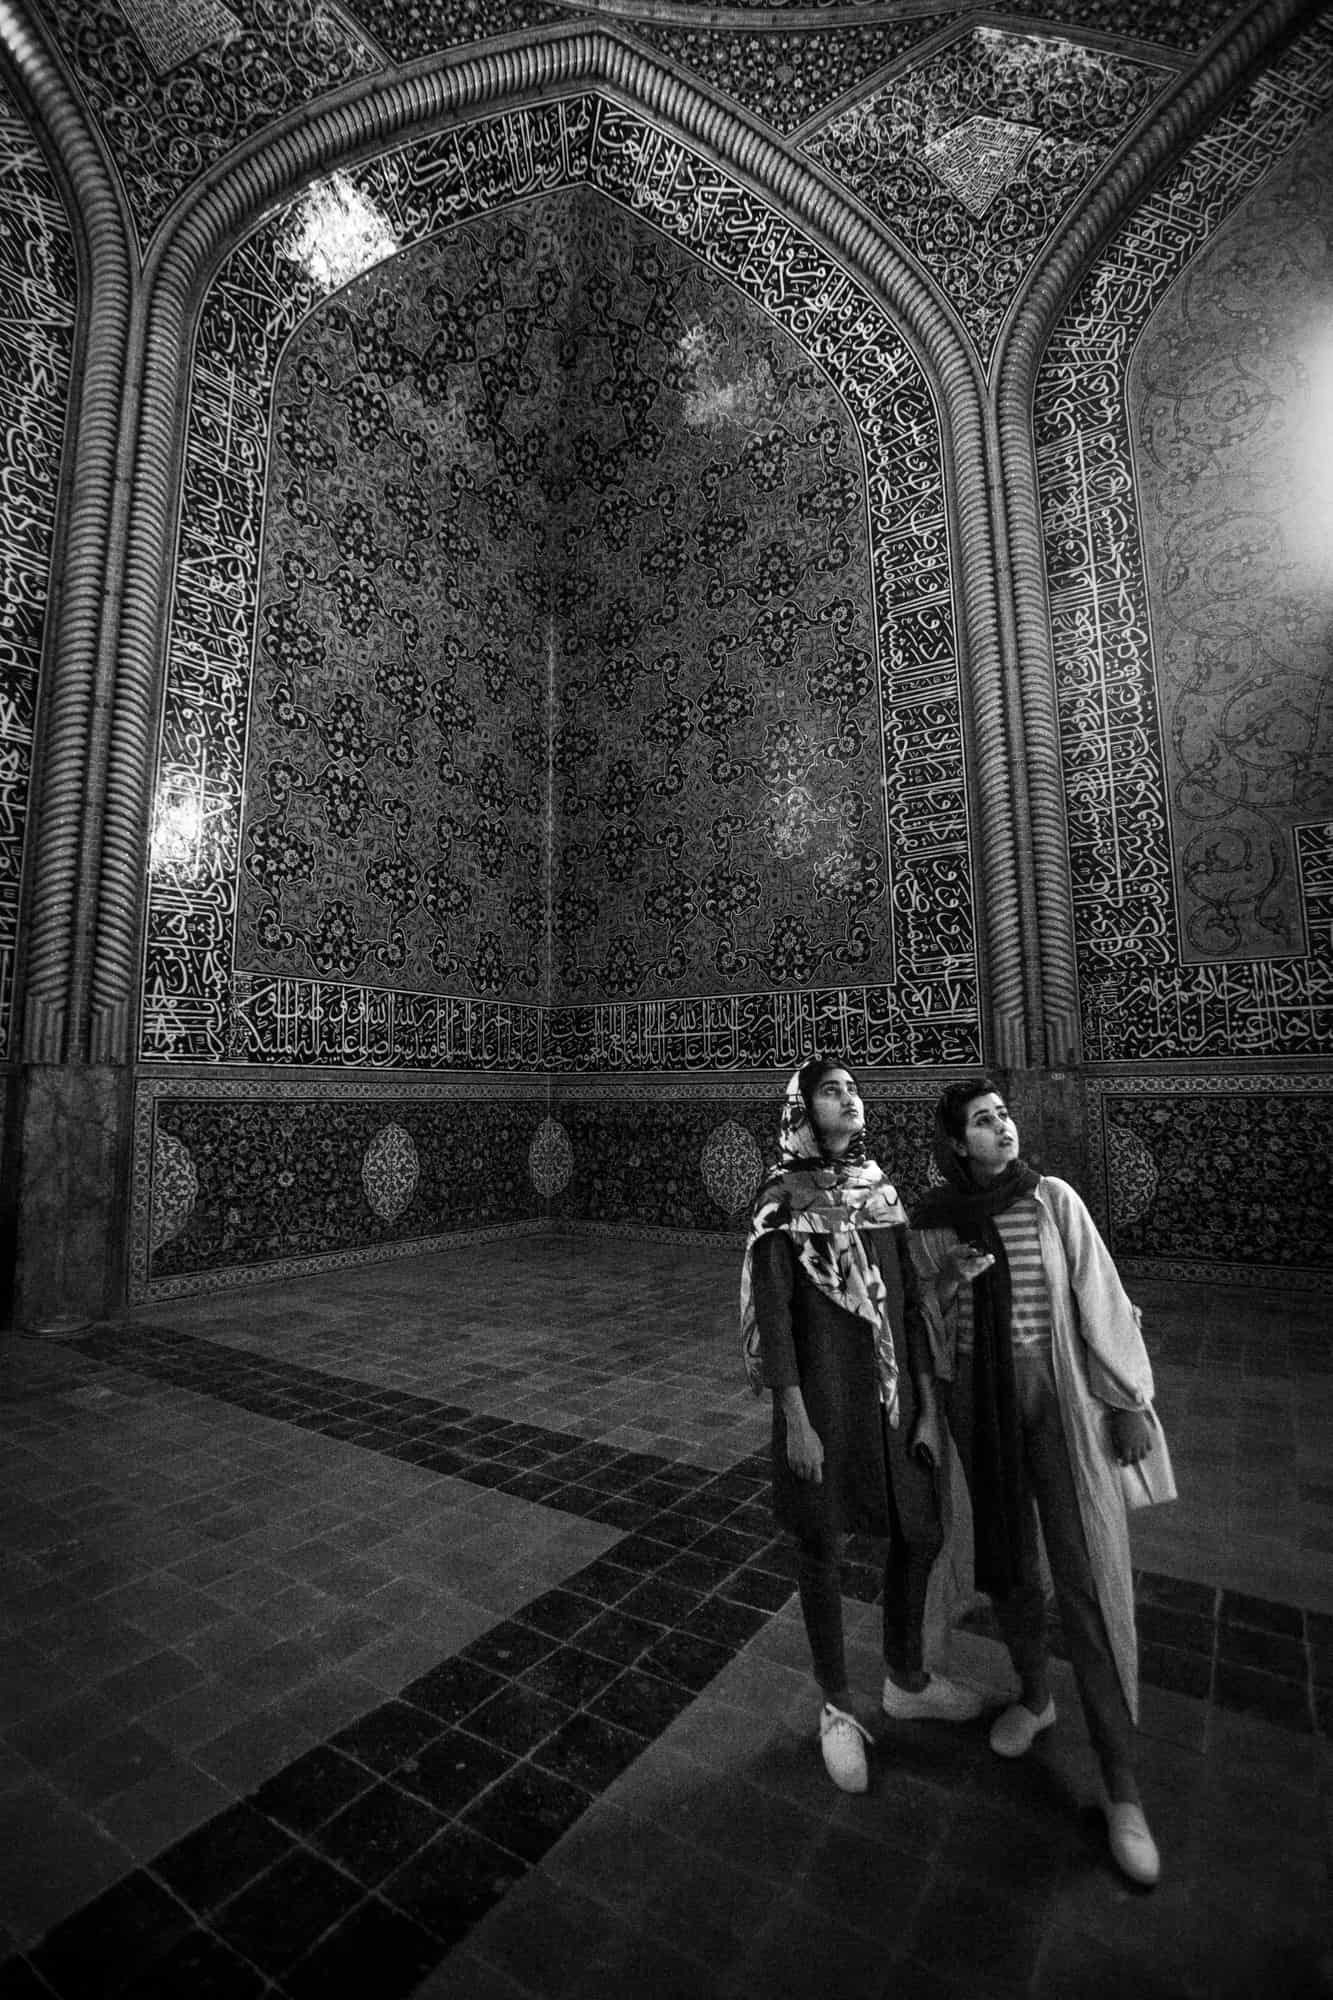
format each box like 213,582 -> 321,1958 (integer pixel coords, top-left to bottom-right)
739,1062 -> 908,1421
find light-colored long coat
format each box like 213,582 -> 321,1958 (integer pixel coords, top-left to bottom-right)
911,1176 -> 1175,1721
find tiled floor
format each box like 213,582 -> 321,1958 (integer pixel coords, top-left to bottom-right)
1,1236 -> 1329,1998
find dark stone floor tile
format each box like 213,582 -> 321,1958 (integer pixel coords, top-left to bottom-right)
605,1533 -> 680,1575
616,1577 -> 702,1628
116,1926 -> 266,1999
381,1822 -> 528,1946
329,1698 -> 444,1775
688,1525 -> 764,1567
513,1588 -> 599,1642
30,1870 -> 192,2000
462,1760 -> 592,1864
520,1644 -> 624,1708
1219,1588 -> 1304,1637
252,1742 -> 376,1834
1135,1602 -> 1216,1656
212,1848 -> 362,1976
666,1492 -> 737,1527
1212,1659 -> 1312,1731
560,1557 -> 642,1606
657,1551 -> 738,1594
532,1711 -> 646,1792
588,1666 -> 695,1737
283,1894 -> 443,2000
461,1682 -> 571,1757
1215,1621 -> 1308,1678
398,1729 -> 514,1815
400,1656 -> 506,1725
574,1609 -> 661,1669
721,1565 -> 795,1612
639,1627 -> 732,1693
633,1514 -> 703,1553
496,1471 -> 570,1503
678,1594 -> 767,1650
152,1800 -> 294,1911
1139,1640 -> 1213,1701
311,1780 -> 445,1887
1133,1571 -> 1217,1619
0,1959 -> 49,1999
459,1623 -> 557,1681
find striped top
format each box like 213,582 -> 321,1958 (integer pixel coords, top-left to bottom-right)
955,1196 -> 1052,1356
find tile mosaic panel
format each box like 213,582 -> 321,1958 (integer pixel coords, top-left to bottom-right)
803,27 -> 1168,364
630,17 -> 949,137
1128,112 -> 1333,963
36,0 -> 381,244
1087,1075 -> 1332,1283
143,94 -> 980,1073
134,1078 -> 547,1294
0,86 -> 76,1062
1034,20 -> 1333,1062
993,0 -> 1240,48
344,0 -> 566,65
133,1076 -> 947,1288
549,1081 -> 940,1232
237,229 -> 550,1004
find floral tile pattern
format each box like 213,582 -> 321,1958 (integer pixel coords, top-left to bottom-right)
147,1093 -> 544,1283
631,16 -> 949,136
144,95 -> 979,1074
1035,18 -> 1333,1061
37,0 -> 381,245
1093,1080 -> 1333,1278
803,27 -> 1167,362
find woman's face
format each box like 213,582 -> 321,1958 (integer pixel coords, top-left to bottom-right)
954,1091 -> 1019,1180
809,1067 -> 864,1155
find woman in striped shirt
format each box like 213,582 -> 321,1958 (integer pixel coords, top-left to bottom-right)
910,1078 -> 1167,1888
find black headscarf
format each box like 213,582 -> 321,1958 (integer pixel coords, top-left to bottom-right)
912,1110 -> 1039,1595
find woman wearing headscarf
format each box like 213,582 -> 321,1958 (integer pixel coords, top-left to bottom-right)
740,1055 -> 983,1795
910,1076 -> 1174,1887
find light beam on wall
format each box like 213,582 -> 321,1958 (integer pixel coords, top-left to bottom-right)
150,780 -> 205,881
1293,322 -> 1333,589
279,171 -> 398,294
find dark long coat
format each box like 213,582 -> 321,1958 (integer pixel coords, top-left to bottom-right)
750,1224 -> 937,1547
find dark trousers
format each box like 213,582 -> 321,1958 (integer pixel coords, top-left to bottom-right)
950,1347 -> 1136,1785
794,1419 -> 940,1698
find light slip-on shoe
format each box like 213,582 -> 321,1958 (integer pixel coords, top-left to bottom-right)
1107,1802 -> 1161,1887
818,1703 -> 872,1793
881,1674 -> 985,1723
988,1697 -> 1057,1757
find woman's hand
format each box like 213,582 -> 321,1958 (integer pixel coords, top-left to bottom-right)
910,1407 -> 942,1471
1109,1408 -> 1154,1465
944,1243 -> 996,1286
786,1416 -> 824,1484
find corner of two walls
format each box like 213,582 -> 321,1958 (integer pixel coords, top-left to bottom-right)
125,35 -> 1333,1305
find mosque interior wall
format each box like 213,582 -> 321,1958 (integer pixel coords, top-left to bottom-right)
0,2 -> 1329,1322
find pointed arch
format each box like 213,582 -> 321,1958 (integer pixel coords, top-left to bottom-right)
89,27 -> 1027,1070
993,0 -> 1325,1066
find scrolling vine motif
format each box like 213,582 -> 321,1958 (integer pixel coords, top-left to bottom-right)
1034,19 -> 1333,1061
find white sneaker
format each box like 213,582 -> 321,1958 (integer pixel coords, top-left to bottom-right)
818,1704 -> 871,1792
988,1697 -> 1057,1757
1107,1802 -> 1161,1887
881,1674 -> 985,1723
